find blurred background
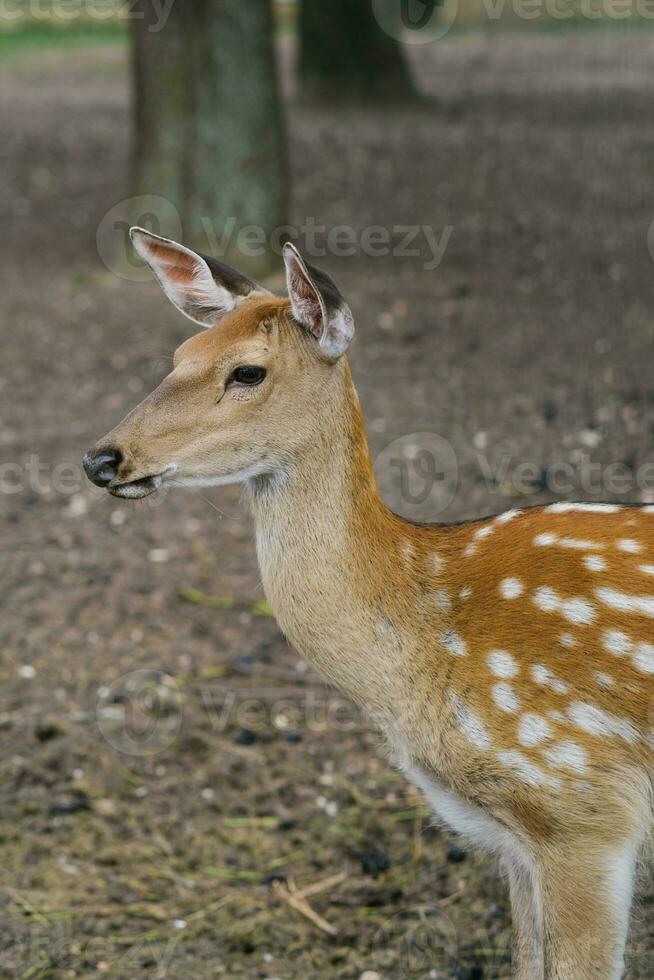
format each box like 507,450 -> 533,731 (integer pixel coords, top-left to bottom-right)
1,1 -> 653,977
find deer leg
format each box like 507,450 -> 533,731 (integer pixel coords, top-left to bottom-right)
537,841 -> 638,980
503,857 -> 544,980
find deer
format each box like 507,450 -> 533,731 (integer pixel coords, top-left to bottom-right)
83,228 -> 654,980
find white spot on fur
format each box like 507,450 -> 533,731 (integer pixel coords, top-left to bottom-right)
428,552 -> 446,575
400,540 -> 414,565
518,713 -> 553,747
547,502 -> 621,513
533,586 -> 559,612
497,750 -> 560,789
496,509 -> 522,524
559,633 -> 576,648
464,543 -> 477,558
492,682 -> 519,713
563,597 -> 595,625
602,629 -> 632,656
638,564 -> 654,576
543,740 -> 589,774
449,693 -> 490,750
567,703 -> 638,743
531,664 -> 569,694
474,525 -> 494,541
500,578 -> 524,599
441,630 -> 467,657
531,664 -> 552,686
594,671 -> 615,688
548,709 -> 566,723
559,538 -> 603,550
536,532 -> 604,550
459,586 -> 472,600
433,589 -> 452,610
596,586 -> 654,618
584,555 -> 607,572
617,539 -> 642,554
632,643 -> 654,674
533,587 -> 595,624
487,649 -> 518,678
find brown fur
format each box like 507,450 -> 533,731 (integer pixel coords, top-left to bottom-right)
89,276 -> 654,979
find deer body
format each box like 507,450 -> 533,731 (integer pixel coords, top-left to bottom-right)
84,231 -> 653,979
250,357 -> 652,980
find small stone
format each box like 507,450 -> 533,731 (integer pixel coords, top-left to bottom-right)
67,494 -> 88,518
579,428 -> 602,449
148,548 -> 169,563
18,665 -> 36,679
35,721 -> 63,742
234,729 -> 257,746
95,798 -> 118,817
360,848 -> 390,877
359,972 -> 383,980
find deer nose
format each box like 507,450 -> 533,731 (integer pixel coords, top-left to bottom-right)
83,448 -> 123,487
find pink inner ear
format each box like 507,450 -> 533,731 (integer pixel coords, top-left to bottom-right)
288,262 -> 324,341
143,240 -> 198,289
138,236 -> 216,308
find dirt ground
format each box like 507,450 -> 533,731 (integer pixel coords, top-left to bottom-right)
1,30 -> 654,980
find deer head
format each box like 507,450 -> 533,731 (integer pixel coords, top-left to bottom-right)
83,230 -> 354,498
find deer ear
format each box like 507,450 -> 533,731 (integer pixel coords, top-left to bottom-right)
282,243 -> 354,359
130,228 -> 268,328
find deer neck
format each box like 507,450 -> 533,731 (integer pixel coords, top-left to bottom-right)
248,363 -> 445,724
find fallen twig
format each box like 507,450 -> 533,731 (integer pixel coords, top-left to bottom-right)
272,879 -> 338,936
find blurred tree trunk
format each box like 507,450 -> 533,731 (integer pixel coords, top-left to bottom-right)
299,0 -> 416,103
132,0 -> 286,278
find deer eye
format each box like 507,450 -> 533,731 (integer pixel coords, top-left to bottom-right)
229,366 -> 267,387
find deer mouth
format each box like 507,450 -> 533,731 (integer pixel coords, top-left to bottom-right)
109,463 -> 176,499
109,474 -> 164,499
